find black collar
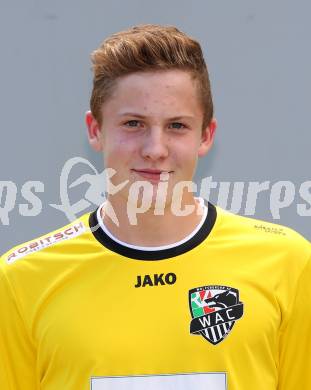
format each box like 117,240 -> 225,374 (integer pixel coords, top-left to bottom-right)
89,202 -> 217,261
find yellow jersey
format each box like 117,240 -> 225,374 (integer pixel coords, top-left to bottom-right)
0,202 -> 310,390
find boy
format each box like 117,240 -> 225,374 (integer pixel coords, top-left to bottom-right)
1,24 -> 310,390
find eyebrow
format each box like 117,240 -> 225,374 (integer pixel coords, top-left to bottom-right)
119,112 -> 195,121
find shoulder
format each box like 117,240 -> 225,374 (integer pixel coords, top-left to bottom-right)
0,213 -> 92,267
215,206 -> 311,261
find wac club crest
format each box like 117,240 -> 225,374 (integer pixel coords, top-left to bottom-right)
189,285 -> 244,345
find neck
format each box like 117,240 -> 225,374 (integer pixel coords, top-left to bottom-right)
100,195 -> 205,247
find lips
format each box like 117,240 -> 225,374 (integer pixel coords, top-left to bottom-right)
132,169 -> 172,182
135,169 -> 163,174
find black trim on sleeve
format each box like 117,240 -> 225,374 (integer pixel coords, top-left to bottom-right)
88,202 -> 217,261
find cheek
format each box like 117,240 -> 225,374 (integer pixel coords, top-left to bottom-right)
177,141 -> 200,163
177,143 -> 200,178
103,136 -> 137,168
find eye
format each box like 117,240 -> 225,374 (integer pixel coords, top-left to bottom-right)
169,122 -> 186,130
125,120 -> 141,127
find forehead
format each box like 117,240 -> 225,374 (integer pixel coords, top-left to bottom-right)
101,70 -> 203,118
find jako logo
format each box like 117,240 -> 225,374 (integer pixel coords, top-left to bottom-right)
134,273 -> 177,288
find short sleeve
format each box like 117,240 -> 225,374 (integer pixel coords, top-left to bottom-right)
0,265 -> 37,390
278,255 -> 311,389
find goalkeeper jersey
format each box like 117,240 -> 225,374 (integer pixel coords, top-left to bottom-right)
0,202 -> 310,390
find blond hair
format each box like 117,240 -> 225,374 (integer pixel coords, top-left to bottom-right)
90,24 -> 214,129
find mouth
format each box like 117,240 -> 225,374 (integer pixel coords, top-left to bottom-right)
131,169 -> 172,182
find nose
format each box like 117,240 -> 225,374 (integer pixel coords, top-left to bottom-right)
140,127 -> 169,161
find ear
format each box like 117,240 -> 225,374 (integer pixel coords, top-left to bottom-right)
198,118 -> 217,157
85,111 -> 103,152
